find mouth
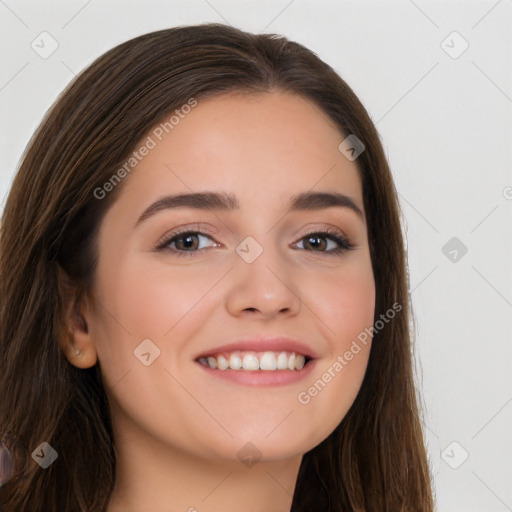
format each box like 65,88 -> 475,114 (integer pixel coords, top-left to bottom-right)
196,350 -> 313,371
194,337 -> 318,386
194,338 -> 318,386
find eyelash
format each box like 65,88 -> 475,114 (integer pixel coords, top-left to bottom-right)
154,226 -> 354,258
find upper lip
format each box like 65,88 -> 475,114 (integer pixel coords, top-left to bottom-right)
195,336 -> 319,360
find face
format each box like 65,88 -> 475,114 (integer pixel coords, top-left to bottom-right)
79,91 -> 375,463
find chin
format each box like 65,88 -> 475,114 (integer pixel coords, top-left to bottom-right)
199,426 -> 327,465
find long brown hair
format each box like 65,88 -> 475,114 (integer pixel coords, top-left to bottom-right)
0,23 -> 434,511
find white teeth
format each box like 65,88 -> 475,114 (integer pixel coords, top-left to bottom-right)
229,354 -> 242,370
199,350 -> 309,371
259,352 -> 277,370
217,355 -> 229,370
242,353 -> 260,371
276,352 -> 288,369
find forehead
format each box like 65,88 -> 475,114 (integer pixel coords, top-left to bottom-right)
111,91 -> 363,215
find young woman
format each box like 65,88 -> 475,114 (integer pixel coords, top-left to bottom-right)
0,23 -> 434,511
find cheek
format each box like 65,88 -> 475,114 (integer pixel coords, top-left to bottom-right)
90,253 -> 222,390
301,255 -> 376,347
96,253 -> 216,340
290,257 -> 375,443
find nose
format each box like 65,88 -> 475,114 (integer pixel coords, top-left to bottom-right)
224,245 -> 302,319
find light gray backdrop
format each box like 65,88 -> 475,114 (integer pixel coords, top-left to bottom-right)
1,1 -> 511,510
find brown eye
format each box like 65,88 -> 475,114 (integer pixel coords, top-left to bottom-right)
173,233 -> 201,251
303,235 -> 328,251
156,230 -> 217,256
296,230 -> 353,255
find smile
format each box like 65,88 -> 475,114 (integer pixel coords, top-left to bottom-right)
197,350 -> 310,371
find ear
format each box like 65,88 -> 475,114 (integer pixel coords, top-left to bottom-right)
56,264 -> 98,369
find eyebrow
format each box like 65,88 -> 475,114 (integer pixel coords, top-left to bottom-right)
134,190 -> 364,228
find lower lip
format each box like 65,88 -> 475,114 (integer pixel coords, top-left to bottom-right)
195,359 -> 317,386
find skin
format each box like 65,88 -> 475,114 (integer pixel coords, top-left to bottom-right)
64,91 -> 376,512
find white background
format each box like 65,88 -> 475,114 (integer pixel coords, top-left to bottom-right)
1,1 -> 511,510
